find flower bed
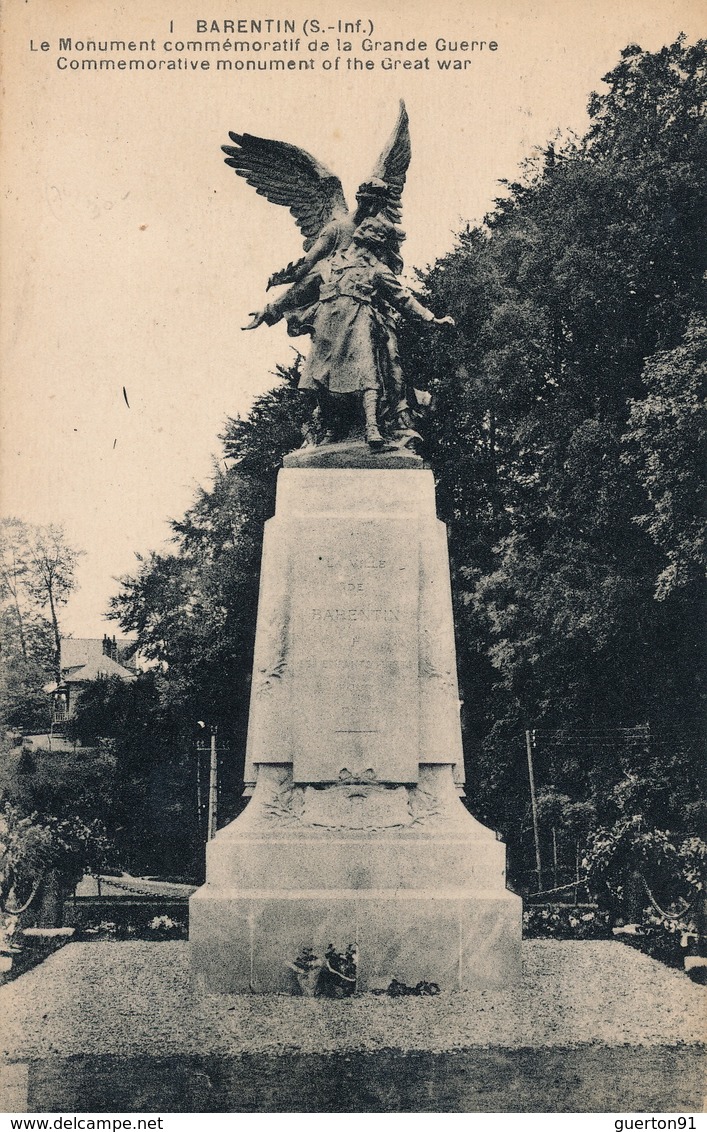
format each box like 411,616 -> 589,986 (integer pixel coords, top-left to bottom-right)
523,903 -> 612,940
65,896 -> 188,940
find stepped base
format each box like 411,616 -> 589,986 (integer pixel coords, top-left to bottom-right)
190,765 -> 522,993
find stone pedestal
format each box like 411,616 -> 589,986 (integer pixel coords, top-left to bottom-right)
190,464 -> 521,992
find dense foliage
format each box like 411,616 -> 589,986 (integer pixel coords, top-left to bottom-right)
63,675 -> 206,878
0,801 -> 111,915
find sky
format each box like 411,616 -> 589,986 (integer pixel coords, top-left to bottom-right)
0,0 -> 702,638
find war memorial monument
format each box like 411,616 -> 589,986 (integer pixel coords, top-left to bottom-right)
189,102 -> 522,994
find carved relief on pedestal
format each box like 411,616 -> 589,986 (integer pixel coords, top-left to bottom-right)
302,784 -> 412,830
253,605 -> 290,701
251,765 -> 446,833
418,653 -> 455,694
406,783 -> 443,827
260,773 -> 305,824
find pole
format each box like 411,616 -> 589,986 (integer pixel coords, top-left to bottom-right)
196,744 -> 203,833
207,726 -> 218,841
525,728 -> 543,892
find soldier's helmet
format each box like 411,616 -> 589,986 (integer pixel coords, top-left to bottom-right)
355,177 -> 390,203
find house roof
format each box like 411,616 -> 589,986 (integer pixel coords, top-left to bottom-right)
60,637 -> 136,670
61,653 -> 137,684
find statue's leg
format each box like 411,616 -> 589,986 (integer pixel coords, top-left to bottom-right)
298,389 -> 320,447
362,388 -> 384,449
385,326 -> 415,430
317,389 -> 338,445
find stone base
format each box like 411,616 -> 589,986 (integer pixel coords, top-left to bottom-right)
8,1045 -> 705,1114
283,438 -> 425,469
191,466 -> 523,994
190,764 -> 522,994
191,888 -> 520,994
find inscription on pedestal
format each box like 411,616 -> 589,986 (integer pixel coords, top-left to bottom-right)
289,517 -> 420,784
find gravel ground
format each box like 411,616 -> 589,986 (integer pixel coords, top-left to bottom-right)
1,940 -> 705,1060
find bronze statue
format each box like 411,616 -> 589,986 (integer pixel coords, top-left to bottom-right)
244,217 -> 454,448
224,104 -> 454,449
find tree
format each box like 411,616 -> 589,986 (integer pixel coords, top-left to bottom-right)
63,674 -> 202,877
0,608 -> 54,733
0,519 -> 32,661
0,802 -> 111,922
0,721 -> 118,920
0,520 -> 93,913
0,520 -> 61,733
623,313 -> 707,599
25,524 -> 83,684
0,519 -> 83,721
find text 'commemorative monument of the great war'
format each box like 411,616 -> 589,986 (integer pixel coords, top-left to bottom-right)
190,103 -> 522,993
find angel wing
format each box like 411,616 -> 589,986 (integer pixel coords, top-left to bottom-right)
369,100 -> 411,225
222,132 -> 349,250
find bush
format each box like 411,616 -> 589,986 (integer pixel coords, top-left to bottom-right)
615,911 -> 698,969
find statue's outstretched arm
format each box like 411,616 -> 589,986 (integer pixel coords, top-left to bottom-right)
243,275 -> 320,331
377,268 -> 455,327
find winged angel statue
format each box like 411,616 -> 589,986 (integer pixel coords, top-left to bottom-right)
223,102 -> 454,450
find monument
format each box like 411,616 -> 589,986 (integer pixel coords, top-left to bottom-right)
189,103 -> 522,993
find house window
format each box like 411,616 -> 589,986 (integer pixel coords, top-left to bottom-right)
53,692 -> 68,723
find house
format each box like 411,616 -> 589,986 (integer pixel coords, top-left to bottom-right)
50,635 -> 138,730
